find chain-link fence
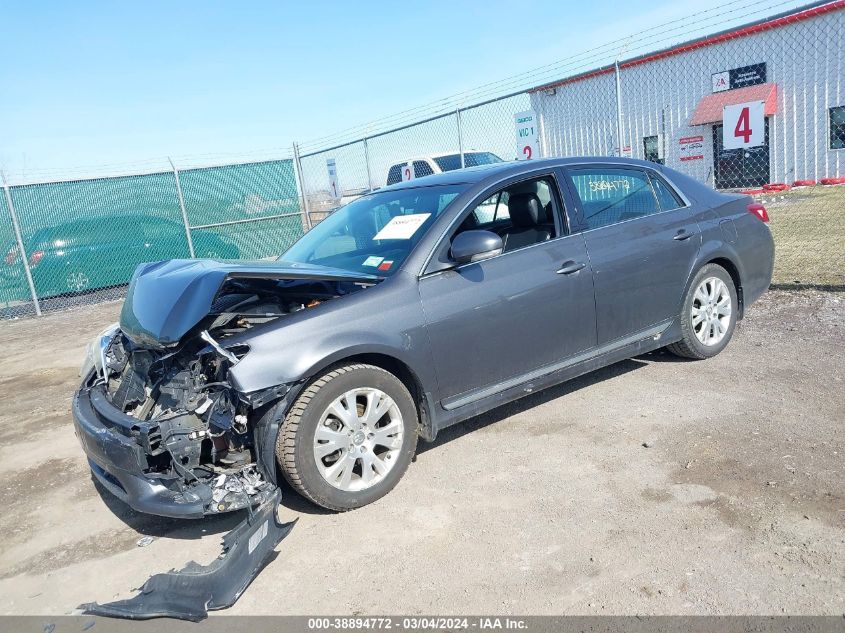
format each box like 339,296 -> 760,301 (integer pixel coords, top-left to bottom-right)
295,0 -> 844,288
2,1 -> 843,321
0,157 -> 306,318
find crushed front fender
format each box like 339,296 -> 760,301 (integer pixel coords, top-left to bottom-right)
79,487 -> 294,621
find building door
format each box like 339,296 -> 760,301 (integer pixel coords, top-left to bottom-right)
712,118 -> 770,189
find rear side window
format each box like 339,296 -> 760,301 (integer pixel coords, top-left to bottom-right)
649,175 -> 683,211
464,152 -> 502,167
433,154 -> 461,172
569,168 -> 659,230
387,165 -> 403,185
413,161 -> 435,178
433,152 -> 504,171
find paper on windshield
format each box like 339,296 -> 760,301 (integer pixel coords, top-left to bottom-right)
373,213 -> 431,240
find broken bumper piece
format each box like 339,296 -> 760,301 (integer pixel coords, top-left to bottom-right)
72,384 -> 275,519
80,487 -> 294,621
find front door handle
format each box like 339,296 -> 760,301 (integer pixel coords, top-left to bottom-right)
556,260 -> 586,275
673,230 -> 696,241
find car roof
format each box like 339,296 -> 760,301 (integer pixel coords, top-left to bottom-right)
383,156 -> 667,190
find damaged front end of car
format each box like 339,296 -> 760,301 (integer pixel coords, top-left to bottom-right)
74,259 -> 379,518
72,258 -> 380,619
78,323 -> 277,516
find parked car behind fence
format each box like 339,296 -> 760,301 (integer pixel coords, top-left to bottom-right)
2,215 -> 239,301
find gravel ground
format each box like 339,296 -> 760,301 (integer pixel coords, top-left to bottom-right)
0,290 -> 842,616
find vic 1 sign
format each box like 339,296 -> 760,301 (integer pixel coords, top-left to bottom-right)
514,110 -> 540,160
326,158 -> 340,200
723,101 -> 765,150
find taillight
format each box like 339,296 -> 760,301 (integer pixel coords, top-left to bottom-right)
28,250 -> 44,267
4,247 -> 17,265
747,202 -> 769,223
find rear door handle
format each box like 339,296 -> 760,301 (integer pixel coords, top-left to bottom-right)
556,260 -> 586,275
673,230 -> 696,241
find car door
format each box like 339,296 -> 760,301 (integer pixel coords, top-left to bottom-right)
563,165 -> 701,346
418,174 -> 597,407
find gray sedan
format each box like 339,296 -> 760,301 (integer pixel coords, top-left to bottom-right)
74,157 -> 774,519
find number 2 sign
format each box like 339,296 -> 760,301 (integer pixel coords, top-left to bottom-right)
401,162 -> 414,182
514,110 -> 541,161
723,101 -> 765,150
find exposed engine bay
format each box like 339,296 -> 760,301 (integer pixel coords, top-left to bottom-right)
91,277 -> 370,515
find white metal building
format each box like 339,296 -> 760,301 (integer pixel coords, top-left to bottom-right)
529,1 -> 845,189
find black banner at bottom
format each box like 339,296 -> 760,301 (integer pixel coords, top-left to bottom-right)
0,616 -> 842,633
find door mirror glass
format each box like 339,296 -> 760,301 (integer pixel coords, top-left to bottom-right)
450,230 -> 503,264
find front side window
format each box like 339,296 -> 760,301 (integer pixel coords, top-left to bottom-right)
831,106 -> 845,150
471,191 -> 510,226
569,168 -> 659,230
282,185 -> 465,275
455,177 -> 560,253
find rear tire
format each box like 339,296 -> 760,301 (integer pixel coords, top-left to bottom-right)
667,264 -> 738,360
276,363 -> 418,511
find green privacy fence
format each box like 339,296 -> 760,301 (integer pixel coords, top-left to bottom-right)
0,159 -> 306,317
179,160 -> 304,259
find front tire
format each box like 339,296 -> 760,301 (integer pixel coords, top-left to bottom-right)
276,363 -> 418,511
667,264 -> 738,360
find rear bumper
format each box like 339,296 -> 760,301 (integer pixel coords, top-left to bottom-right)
744,225 -> 775,306
72,382 -> 209,519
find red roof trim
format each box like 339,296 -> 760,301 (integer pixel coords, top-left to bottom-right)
689,83 -> 778,125
531,1 -> 845,92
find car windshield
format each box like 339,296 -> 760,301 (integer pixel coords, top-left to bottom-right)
433,152 -> 503,172
281,184 -> 466,275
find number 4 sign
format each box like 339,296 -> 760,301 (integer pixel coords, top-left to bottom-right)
723,101 -> 765,150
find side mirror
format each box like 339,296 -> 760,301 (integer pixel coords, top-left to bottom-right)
450,230 -> 503,265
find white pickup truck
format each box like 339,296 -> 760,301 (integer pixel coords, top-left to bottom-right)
385,151 -> 502,185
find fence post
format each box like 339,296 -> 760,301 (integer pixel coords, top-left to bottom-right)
292,143 -> 313,230
456,108 -> 465,168
168,157 -> 196,258
1,171 -> 42,316
363,137 -> 373,192
614,59 -> 624,156
538,112 -> 548,159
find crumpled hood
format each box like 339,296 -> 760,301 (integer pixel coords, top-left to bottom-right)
119,259 -> 379,348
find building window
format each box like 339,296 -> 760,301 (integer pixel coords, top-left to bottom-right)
831,107 -> 845,150
643,136 -> 663,164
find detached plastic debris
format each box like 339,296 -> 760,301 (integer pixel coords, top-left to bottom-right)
80,488 -> 294,621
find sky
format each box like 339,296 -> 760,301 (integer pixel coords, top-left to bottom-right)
0,0 -> 811,181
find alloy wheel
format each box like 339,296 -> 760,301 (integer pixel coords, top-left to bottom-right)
313,387 -> 404,492
692,276 -> 732,346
